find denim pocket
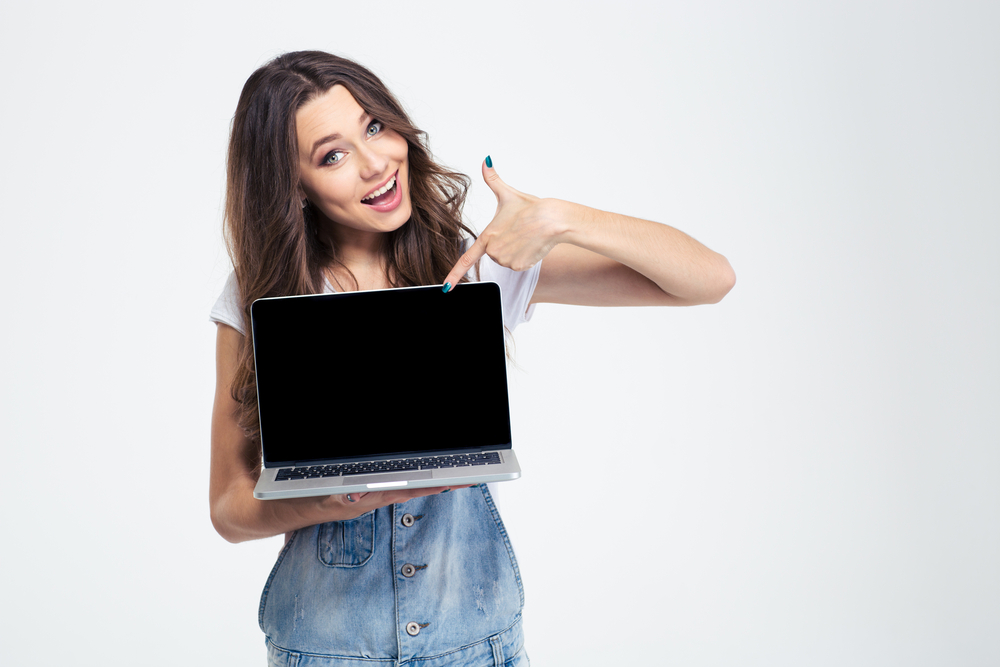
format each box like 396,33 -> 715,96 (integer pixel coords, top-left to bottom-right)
317,511 -> 375,567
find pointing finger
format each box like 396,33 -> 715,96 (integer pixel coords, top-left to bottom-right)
441,235 -> 487,293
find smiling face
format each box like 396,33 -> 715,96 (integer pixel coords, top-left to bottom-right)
296,85 -> 411,239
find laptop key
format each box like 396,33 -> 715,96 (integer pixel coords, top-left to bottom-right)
275,452 -> 502,481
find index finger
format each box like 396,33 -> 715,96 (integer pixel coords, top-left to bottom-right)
441,236 -> 487,293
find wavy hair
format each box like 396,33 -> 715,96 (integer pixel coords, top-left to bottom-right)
224,51 -> 475,453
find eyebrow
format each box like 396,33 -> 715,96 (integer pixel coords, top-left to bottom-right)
309,110 -> 373,159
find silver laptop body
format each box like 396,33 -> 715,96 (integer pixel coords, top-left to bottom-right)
250,282 -> 521,500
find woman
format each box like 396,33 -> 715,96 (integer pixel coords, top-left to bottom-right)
211,51 -> 734,666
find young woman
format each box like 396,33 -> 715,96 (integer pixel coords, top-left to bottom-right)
211,50 -> 734,666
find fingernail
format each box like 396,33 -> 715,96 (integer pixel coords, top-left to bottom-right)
485,155 -> 492,169
442,282 -> 452,293
441,488 -> 450,494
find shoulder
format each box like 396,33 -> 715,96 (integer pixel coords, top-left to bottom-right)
209,272 -> 246,335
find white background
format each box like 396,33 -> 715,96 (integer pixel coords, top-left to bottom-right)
1,1 -> 997,665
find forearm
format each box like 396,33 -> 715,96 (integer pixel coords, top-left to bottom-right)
211,476 -> 332,544
553,199 -> 735,305
209,465 -> 451,543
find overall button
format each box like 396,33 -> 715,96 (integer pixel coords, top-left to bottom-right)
401,563 -> 417,578
401,513 -> 415,527
405,622 -> 420,636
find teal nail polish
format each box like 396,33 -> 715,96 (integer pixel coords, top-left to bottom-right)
485,155 -> 492,168
442,282 -> 452,293
441,489 -> 450,494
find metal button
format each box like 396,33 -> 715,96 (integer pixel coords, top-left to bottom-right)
401,513 -> 415,527
405,621 -> 420,636
402,563 -> 417,578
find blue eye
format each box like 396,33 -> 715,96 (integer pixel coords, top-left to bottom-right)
322,150 -> 345,165
367,121 -> 382,137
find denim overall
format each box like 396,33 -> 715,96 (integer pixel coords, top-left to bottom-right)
260,485 -> 528,666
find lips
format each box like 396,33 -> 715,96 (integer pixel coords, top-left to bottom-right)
363,181 -> 396,206
360,170 -> 403,212
361,172 -> 397,203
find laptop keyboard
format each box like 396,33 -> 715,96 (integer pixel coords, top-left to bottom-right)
274,452 -> 502,482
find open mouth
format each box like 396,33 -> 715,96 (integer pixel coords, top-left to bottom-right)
361,173 -> 397,206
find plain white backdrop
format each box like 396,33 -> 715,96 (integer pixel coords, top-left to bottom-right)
1,1 -> 997,665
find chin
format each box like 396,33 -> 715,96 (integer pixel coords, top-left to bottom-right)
382,201 -> 413,233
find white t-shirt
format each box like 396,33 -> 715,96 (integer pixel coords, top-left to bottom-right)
209,256 -> 541,335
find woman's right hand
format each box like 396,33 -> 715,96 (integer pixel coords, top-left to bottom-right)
314,486 -> 465,523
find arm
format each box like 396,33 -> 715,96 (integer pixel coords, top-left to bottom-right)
442,159 -> 735,307
210,323 -> 450,543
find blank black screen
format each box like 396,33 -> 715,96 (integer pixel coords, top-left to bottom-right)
250,282 -> 512,466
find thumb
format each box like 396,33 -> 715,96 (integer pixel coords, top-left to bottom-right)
481,155 -> 510,202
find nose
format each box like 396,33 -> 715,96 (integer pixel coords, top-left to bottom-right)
356,143 -> 389,181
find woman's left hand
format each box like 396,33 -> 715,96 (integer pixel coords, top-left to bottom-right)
442,158 -> 564,290
442,156 -> 735,307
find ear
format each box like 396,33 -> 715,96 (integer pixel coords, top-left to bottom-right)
297,186 -> 309,209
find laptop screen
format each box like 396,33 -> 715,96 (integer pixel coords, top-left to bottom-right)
250,282 -> 513,468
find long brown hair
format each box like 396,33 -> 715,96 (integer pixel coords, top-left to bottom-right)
224,51 -> 475,452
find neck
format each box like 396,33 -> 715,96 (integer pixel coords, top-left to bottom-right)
320,221 -> 392,291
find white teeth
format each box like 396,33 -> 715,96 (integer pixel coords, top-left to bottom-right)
362,176 -> 395,202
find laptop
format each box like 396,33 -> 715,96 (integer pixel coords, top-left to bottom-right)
250,281 -> 521,500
